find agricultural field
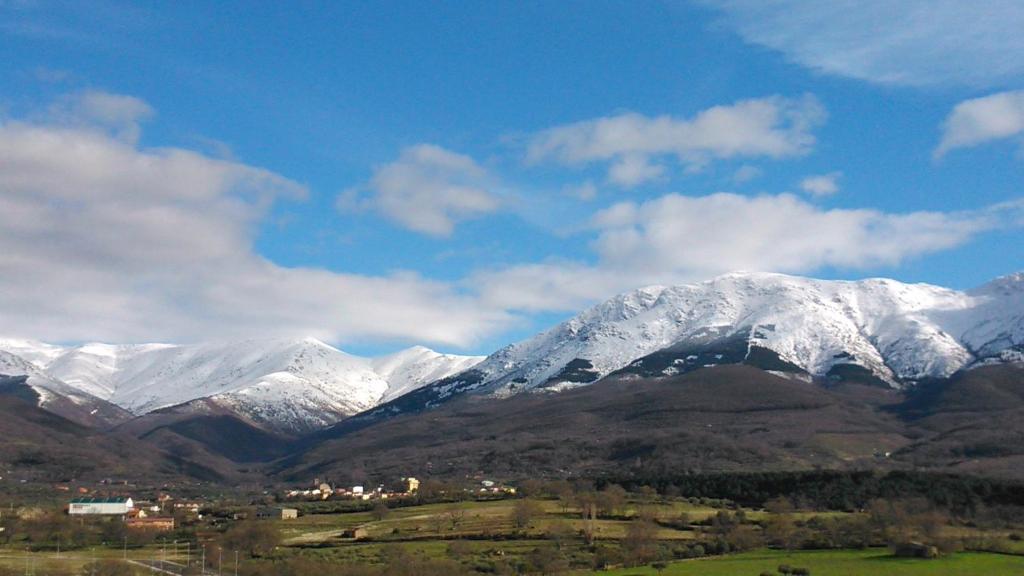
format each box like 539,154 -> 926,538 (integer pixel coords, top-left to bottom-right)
591,548 -> 1024,576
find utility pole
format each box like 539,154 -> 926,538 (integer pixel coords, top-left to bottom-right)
201,545 -> 206,574
234,550 -> 238,576
218,547 -> 223,576
186,541 -> 191,568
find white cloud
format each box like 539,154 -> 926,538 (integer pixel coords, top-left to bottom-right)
526,95 -> 825,187
0,100 -> 510,347
339,144 -> 501,237
799,171 -> 841,196
48,90 -> 154,143
935,90 -> 1024,157
732,164 -> 762,183
702,0 -> 1024,87
474,192 -> 1020,312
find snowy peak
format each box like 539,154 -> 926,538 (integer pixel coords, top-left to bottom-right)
372,346 -> 485,403
0,338 -> 482,434
0,338 -> 65,368
424,271 -> 1023,402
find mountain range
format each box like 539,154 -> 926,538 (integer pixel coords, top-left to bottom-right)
0,338 -> 482,434
339,271 -> 1024,430
1,271 -> 1023,483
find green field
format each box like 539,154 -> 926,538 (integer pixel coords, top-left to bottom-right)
591,548 -> 1024,576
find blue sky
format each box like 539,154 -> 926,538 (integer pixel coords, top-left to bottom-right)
1,1 -> 1022,355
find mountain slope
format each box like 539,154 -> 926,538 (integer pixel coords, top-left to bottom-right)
0,351 -> 131,428
280,365 -> 913,482
0,377 -> 229,482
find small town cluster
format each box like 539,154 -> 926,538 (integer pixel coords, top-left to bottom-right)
281,477 -> 516,502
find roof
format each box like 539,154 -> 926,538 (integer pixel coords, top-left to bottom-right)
70,498 -> 131,504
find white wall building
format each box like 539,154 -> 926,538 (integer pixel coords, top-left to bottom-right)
68,497 -> 134,516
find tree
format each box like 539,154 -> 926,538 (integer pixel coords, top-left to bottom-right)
371,502 -> 390,521
512,499 -> 542,530
445,504 -> 466,530
220,521 -> 281,558
621,520 -> 658,566
600,484 -> 627,517
526,546 -> 568,575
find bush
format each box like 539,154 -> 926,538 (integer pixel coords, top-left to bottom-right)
778,564 -> 792,574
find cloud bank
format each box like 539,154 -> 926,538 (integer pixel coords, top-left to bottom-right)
3,91 -> 1020,349
0,97 -> 509,347
474,193 -> 1021,312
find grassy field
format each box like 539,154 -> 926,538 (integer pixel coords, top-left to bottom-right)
0,544 -> 191,573
590,548 -> 1024,576
280,498 -> 718,546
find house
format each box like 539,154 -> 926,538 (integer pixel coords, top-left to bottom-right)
126,517 -> 175,532
256,507 -> 298,520
404,477 -> 420,493
342,527 -> 368,540
68,497 -> 134,516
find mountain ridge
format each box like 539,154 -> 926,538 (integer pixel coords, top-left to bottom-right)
0,338 -> 483,434
334,271 -> 1024,433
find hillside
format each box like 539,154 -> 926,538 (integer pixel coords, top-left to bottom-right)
280,365 -> 914,482
0,376 -> 231,482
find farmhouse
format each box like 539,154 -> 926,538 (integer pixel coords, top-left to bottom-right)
68,497 -> 134,516
125,517 -> 175,532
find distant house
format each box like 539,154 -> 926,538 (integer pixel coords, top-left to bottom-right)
68,497 -> 134,516
342,527 -> 368,540
126,517 -> 175,532
404,477 -> 420,493
256,507 -> 298,520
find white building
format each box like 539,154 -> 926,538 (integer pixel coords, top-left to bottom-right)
68,497 -> 134,516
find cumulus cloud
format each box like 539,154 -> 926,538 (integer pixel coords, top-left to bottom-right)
473,192 -> 1021,312
526,95 -> 825,187
0,99 -> 510,347
935,90 -> 1024,157
702,0 -> 1024,87
339,144 -> 501,237
799,171 -> 841,196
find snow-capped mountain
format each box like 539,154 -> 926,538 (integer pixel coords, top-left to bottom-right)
0,338 -> 483,434
0,349 -> 131,427
381,272 -> 1024,411
371,346 -> 487,403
